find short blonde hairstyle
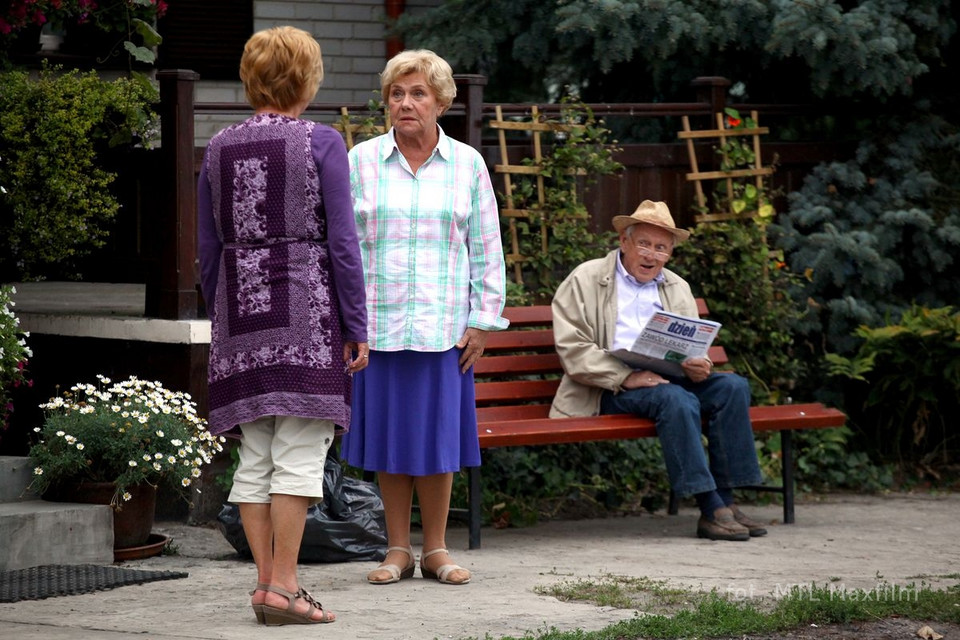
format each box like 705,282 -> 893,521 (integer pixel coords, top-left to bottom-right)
380,49 -> 456,111
240,26 -> 324,111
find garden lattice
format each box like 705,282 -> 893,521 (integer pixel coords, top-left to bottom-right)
678,111 -> 774,223
333,105 -> 390,150
488,105 -> 585,285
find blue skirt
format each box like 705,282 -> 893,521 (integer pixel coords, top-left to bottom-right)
341,349 -> 481,475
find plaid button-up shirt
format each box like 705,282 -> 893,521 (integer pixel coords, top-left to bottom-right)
348,126 -> 509,351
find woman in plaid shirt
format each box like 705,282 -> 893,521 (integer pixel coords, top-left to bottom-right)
342,50 -> 509,586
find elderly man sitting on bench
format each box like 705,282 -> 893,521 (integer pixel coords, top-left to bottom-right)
550,200 -> 767,542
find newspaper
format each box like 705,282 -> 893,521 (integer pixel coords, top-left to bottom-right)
608,310 -> 722,377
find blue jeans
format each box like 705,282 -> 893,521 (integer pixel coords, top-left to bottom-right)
600,373 -> 762,497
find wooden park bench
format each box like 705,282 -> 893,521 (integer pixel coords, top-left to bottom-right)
462,302 -> 847,549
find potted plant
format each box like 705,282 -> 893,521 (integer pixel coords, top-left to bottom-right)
61,0 -> 166,65
0,284 -> 31,434
28,375 -> 225,547
1,1 -> 166,64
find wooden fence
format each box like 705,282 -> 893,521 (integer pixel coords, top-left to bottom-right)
128,72 -> 853,320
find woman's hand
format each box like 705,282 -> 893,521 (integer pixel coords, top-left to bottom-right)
343,341 -> 370,374
456,328 -> 488,373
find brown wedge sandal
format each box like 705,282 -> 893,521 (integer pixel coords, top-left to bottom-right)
420,548 -> 471,585
260,585 -> 335,625
249,582 -> 270,624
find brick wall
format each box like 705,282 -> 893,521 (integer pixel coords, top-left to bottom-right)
194,1 -> 395,143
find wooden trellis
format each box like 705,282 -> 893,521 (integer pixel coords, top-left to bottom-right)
488,105 -> 584,285
678,110 -> 774,223
332,106 -> 390,150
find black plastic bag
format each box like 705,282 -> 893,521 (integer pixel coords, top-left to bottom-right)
217,457 -> 387,563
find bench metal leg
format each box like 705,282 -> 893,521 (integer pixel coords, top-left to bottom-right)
781,430 -> 796,524
668,489 -> 679,515
467,466 -> 482,549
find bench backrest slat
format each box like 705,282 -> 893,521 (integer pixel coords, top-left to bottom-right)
477,404 -> 551,422
479,301 -> 727,397
475,300 -> 726,418
474,353 -> 562,376
485,329 -> 556,352
475,379 -> 561,403
502,305 -> 553,326
501,300 -> 709,323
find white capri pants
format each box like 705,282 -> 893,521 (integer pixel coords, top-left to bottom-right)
227,415 -> 335,505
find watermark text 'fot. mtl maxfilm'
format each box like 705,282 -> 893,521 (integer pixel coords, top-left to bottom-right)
724,582 -> 919,602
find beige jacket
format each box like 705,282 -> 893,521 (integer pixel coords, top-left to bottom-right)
549,249 -> 699,418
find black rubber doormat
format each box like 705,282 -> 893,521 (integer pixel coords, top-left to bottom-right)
0,564 -> 189,602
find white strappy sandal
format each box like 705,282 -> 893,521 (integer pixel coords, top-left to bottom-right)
367,546 -> 415,584
420,548 -> 471,585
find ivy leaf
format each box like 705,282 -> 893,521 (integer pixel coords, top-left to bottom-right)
732,199 -> 747,213
758,204 -> 775,218
132,18 -> 163,47
124,41 -> 157,64
724,107 -> 741,120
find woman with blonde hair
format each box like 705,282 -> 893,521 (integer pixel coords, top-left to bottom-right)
342,49 -> 508,586
197,26 -> 368,624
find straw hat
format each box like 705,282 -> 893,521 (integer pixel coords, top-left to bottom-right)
611,200 -> 691,242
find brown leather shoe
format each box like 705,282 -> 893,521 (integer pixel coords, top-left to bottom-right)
697,507 -> 750,541
729,505 -> 768,537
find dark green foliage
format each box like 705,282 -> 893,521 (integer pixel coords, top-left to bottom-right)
0,64 -> 158,280
789,428 -> 893,492
452,440 -> 670,527
825,305 -> 960,467
395,1 -> 955,103
393,0 -> 560,102
771,114 -> 960,362
764,0 -> 952,98
665,221 -> 889,491
668,221 -> 804,405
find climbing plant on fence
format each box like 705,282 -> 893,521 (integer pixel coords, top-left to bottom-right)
679,108 -> 777,223
331,98 -> 389,150
464,101 -> 672,523
490,99 -> 622,304
671,108 -> 801,405
670,108 -> 894,491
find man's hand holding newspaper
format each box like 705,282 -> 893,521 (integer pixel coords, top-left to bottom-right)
608,310 -> 722,379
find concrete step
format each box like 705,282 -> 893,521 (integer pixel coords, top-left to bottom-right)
0,500 -> 114,570
0,456 -> 36,503
0,457 -> 114,570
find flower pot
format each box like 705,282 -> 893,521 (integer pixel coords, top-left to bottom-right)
44,481 -> 157,549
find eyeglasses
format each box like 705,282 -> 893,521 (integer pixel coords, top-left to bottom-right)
633,243 -> 671,262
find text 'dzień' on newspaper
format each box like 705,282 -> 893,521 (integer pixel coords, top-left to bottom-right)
608,310 -> 721,377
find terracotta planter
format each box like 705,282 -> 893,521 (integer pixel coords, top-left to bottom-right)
44,481 -> 157,549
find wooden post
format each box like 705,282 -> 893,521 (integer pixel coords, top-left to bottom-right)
691,76 -> 730,117
384,0 -> 406,59
452,74 -> 487,153
150,69 -> 200,320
